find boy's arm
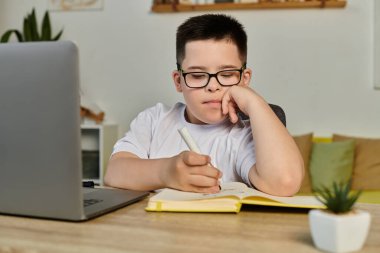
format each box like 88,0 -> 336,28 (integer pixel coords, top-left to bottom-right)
104,151 -> 222,193
222,86 -> 304,197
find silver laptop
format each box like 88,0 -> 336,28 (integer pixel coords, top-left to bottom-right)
0,41 -> 149,221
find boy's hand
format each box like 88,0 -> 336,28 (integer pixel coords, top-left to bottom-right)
221,85 -> 258,124
162,151 -> 222,193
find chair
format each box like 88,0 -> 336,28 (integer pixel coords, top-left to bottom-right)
269,103 -> 286,127
238,103 -> 286,127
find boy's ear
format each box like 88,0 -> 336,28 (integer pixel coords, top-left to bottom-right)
172,71 -> 183,92
241,68 -> 252,87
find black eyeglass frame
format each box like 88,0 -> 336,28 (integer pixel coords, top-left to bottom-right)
176,63 -> 247,89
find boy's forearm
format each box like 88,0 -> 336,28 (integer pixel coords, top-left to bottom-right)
247,94 -> 304,196
104,151 -> 222,193
104,153 -> 169,191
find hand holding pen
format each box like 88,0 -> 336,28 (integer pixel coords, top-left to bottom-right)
178,127 -> 222,192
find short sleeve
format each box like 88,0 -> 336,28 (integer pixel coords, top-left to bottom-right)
112,104 -> 161,158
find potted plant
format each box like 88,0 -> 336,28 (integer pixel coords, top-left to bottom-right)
1,8 -> 63,42
309,182 -> 371,253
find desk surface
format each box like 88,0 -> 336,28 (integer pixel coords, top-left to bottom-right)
0,197 -> 379,253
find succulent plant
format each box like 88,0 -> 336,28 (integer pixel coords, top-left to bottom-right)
1,8 -> 63,43
315,181 -> 362,214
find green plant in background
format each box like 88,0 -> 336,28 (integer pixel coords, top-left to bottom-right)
315,181 -> 362,214
1,8 -> 63,43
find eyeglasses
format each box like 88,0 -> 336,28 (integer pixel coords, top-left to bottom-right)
178,64 -> 246,88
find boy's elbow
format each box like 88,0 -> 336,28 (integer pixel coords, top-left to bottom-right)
103,154 -> 129,188
254,162 -> 304,197
275,175 -> 302,197
103,169 -> 115,187
275,163 -> 304,196
103,165 -> 123,188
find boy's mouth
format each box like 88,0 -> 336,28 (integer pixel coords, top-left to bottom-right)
203,99 -> 221,105
203,100 -> 221,108
202,100 -> 222,110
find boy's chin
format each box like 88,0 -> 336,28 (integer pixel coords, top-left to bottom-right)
202,115 -> 228,125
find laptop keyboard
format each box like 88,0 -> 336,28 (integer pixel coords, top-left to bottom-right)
84,198 -> 103,207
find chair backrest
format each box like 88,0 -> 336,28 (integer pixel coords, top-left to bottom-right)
238,103 -> 286,127
269,103 -> 286,127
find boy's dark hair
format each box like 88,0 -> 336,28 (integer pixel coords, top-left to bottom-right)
176,14 -> 247,68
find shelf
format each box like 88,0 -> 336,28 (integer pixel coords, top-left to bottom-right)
151,1 -> 347,13
81,124 -> 118,185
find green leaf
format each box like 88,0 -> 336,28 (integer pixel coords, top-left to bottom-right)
23,17 -> 32,41
52,29 -> 64,41
0,30 -> 24,42
29,8 -> 40,40
314,181 -> 362,214
2,8 -> 63,43
41,11 -> 52,40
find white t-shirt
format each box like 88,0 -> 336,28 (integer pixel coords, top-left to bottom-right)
112,102 -> 256,186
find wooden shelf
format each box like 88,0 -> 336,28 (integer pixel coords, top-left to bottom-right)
151,1 -> 347,13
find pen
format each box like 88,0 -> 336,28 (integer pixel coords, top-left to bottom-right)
178,127 -> 201,154
178,127 -> 222,190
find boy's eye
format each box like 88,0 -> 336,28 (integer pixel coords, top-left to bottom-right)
189,73 -> 207,79
219,70 -> 240,79
220,73 -> 233,78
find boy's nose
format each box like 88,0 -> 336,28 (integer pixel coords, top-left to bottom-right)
206,76 -> 221,92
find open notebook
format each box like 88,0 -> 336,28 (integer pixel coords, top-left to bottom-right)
146,182 -> 324,213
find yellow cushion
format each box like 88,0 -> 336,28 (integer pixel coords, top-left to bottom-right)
312,137 -> 332,143
333,134 -> 380,190
293,133 -> 313,193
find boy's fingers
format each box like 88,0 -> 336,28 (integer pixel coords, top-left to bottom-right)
221,93 -> 231,115
188,184 -> 221,194
189,165 -> 222,179
182,151 -> 210,166
188,175 -> 219,188
221,92 -> 240,123
228,103 -> 238,123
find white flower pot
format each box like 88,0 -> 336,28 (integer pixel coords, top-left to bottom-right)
309,209 -> 371,253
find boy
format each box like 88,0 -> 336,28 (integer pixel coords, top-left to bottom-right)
104,14 -> 304,196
